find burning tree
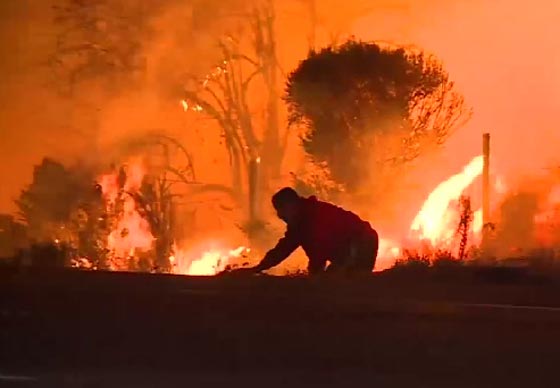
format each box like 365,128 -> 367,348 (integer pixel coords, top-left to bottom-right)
96,153 -> 252,275
98,161 -> 178,273
181,1 -> 285,246
285,40 -> 471,195
133,135 -> 198,272
97,132 -> 203,272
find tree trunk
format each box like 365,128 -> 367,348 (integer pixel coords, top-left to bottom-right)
260,0 -> 284,192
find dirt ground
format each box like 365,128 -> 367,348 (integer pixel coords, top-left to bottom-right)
1,267 -> 560,387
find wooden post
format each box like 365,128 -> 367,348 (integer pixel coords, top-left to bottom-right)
482,133 -> 491,247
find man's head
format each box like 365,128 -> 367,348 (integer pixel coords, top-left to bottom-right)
272,187 -> 302,224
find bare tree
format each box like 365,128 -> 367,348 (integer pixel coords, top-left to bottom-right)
181,1 -> 285,245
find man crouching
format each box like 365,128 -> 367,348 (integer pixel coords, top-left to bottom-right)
239,187 -> 379,275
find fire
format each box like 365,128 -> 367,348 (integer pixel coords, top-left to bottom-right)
171,245 -> 250,276
374,155 -> 487,269
376,238 -> 402,271
410,155 -> 484,246
96,158 -> 251,275
472,209 -> 483,234
98,160 -> 154,269
92,154 -> 492,275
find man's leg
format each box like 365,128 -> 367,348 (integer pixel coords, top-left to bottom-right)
348,229 -> 379,273
327,230 -> 378,274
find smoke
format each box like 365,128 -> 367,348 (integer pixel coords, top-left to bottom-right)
343,0 -> 560,244
0,0 -> 235,213
353,0 -> 560,179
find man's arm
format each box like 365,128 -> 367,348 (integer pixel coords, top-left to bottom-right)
254,228 -> 300,272
307,256 -> 327,275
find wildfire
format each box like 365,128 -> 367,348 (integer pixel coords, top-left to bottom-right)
376,238 -> 402,271
98,160 -> 154,269
375,155 -> 486,269
472,209 -> 483,235
410,155 -> 484,246
91,153 -> 492,275
96,158 -> 251,275
171,245 -> 250,276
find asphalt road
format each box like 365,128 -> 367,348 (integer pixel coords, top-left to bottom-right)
1,267 -> 560,387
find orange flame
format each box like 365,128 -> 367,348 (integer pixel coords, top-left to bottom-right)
95,155 -> 491,274
375,155 -> 486,270
376,238 -> 402,271
171,245 -> 250,276
98,160 -> 154,268
410,155 -> 484,246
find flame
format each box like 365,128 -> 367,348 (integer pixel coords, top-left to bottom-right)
171,245 -> 250,276
96,159 -> 250,275
180,100 -> 203,113
376,238 -> 402,271
92,155 -> 493,275
98,174 -> 119,204
410,155 -> 484,246
472,209 -> 483,234
98,160 -> 154,268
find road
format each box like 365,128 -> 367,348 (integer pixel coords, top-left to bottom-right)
1,267 -> 560,387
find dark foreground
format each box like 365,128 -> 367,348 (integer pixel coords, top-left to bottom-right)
1,266 -> 560,387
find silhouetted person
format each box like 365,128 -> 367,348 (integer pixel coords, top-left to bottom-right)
242,187 -> 378,275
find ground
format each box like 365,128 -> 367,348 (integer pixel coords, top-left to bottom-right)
1,266 -> 560,387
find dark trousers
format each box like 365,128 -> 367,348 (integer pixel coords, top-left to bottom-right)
327,229 -> 379,273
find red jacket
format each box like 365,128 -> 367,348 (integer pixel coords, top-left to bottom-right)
257,196 -> 375,273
